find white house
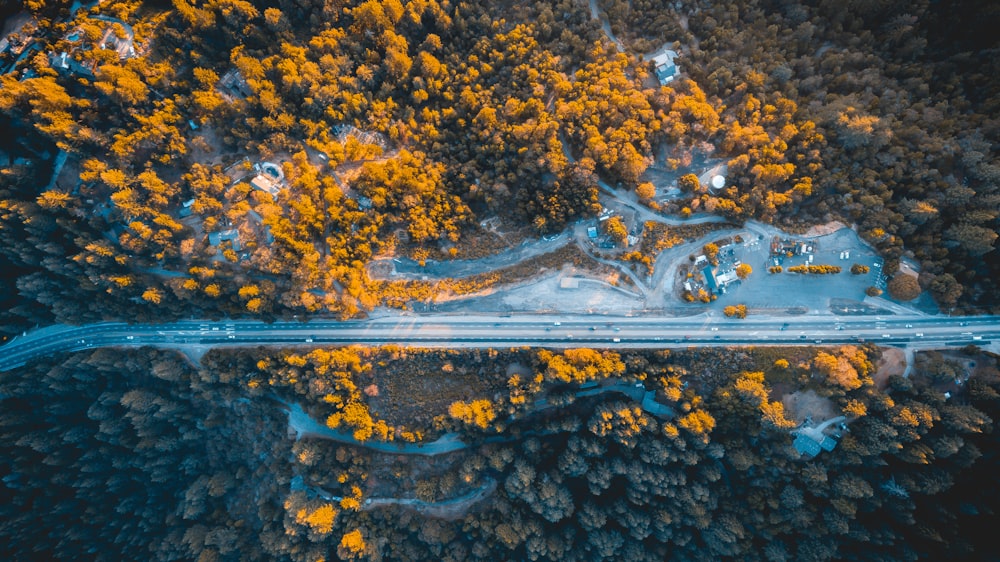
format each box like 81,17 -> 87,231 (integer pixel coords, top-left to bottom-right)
652,50 -> 680,85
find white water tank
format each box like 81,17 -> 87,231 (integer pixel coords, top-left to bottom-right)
711,175 -> 725,189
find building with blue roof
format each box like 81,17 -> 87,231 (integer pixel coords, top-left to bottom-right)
702,266 -> 718,291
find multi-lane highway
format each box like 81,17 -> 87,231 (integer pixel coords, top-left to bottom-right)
1,314 -> 998,372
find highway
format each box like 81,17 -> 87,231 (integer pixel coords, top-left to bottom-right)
1,314 -> 999,372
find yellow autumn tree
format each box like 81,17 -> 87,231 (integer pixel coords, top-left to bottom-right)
448,399 -> 497,429
141,288 -> 162,304
844,399 -> 867,418
677,409 -> 716,437
338,529 -> 366,559
813,351 -> 862,391
295,504 -> 337,534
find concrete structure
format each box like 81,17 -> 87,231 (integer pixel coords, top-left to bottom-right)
651,50 -> 679,85
559,278 -> 580,289
716,270 -> 738,286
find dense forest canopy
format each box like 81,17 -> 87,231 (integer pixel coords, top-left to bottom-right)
2,344 -> 1000,560
0,0 -> 997,334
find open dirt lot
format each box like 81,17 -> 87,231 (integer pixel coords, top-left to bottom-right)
872,348 -> 906,390
782,389 -> 838,425
502,275 -> 644,313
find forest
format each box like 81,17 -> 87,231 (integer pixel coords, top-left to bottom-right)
1,0 -> 999,559
0,0 -> 997,336
1,343 -> 999,560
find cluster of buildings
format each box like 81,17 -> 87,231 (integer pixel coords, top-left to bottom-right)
46,15 -> 138,78
0,13 -> 38,74
183,158 -> 287,259
685,246 -> 742,296
770,236 -> 815,267
586,208 -> 639,249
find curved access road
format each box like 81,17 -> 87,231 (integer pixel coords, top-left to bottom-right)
2,314 -> 998,372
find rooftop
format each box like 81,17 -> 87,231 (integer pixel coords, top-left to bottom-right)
249,175 -> 280,198
793,434 -> 822,457
702,265 -> 718,291
208,228 -> 241,251
651,50 -> 679,85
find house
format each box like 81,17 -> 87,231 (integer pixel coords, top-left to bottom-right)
49,51 -> 95,77
651,50 -> 680,85
641,391 -> 674,418
587,227 -> 599,239
208,228 -> 241,251
694,255 -> 708,267
249,175 -> 280,199
178,198 -> 195,218
246,210 -> 274,246
793,434 -> 822,458
792,418 -> 842,458
217,68 -> 252,100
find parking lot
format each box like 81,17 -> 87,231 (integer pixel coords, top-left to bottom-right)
705,227 -> 886,313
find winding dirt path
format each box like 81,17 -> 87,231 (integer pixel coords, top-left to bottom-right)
589,0 -> 625,53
